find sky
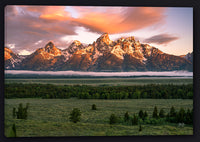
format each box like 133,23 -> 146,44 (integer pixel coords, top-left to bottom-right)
5,6 -> 193,56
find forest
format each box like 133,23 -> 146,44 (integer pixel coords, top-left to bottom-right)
5,83 -> 193,99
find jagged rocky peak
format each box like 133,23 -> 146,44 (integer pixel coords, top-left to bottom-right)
126,36 -> 135,41
67,40 -> 84,54
184,52 -> 193,63
96,33 -> 112,45
118,36 -> 135,43
5,47 -> 14,60
41,41 -> 61,56
5,47 -> 12,52
4,34 -> 193,72
4,47 -> 23,69
45,41 -> 55,50
72,40 -> 82,46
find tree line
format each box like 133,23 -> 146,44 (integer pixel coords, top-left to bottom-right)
109,106 -> 193,126
5,83 -> 193,99
68,105 -> 193,125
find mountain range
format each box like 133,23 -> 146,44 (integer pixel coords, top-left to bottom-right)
4,33 -> 193,72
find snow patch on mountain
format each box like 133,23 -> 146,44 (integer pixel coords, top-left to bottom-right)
111,44 -> 125,59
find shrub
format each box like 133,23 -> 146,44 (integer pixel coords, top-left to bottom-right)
69,108 -> 81,123
124,111 -> 130,122
109,114 -> 118,124
92,104 -> 97,110
159,109 -> 165,118
151,118 -> 166,125
144,117 -> 151,124
152,106 -> 158,119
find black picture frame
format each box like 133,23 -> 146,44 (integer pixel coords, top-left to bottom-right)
0,0 -> 200,142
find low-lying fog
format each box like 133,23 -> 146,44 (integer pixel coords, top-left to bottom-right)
5,70 -> 193,77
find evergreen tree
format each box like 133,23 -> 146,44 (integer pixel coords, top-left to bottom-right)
170,106 -> 176,117
159,109 -> 165,118
8,123 -> 17,137
16,103 -> 29,119
109,114 -> 118,124
124,111 -> 130,122
185,109 -> 192,124
138,110 -> 144,119
177,108 -> 185,123
144,111 -> 148,118
132,114 -> 138,125
152,106 -> 158,119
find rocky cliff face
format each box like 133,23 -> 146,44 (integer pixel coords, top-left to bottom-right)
4,47 -> 24,69
19,41 -> 62,70
4,34 -> 193,71
184,52 -> 193,63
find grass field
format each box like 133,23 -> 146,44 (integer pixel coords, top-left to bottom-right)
4,98 -> 193,137
5,78 -> 193,86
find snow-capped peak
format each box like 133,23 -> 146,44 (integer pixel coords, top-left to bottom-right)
111,44 -> 125,60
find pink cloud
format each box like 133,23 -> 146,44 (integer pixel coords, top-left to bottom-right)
5,6 -> 77,53
5,6 -> 167,54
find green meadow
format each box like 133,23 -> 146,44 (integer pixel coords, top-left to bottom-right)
4,77 -> 193,136
5,98 -> 193,137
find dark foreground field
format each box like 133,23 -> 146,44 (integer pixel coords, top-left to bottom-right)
5,98 -> 193,137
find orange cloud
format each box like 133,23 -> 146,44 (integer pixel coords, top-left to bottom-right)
72,12 -> 124,33
22,6 -> 71,21
25,6 -> 68,15
73,7 -> 166,34
40,14 -> 70,21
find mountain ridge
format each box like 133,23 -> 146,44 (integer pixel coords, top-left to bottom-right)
4,33 -> 193,72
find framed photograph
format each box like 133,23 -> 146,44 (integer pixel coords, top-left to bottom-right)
0,0 -> 200,142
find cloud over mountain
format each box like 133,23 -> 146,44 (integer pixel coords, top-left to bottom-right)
5,6 -> 77,53
5,6 -> 166,54
5,6 -> 193,56
73,7 -> 166,34
144,34 -> 179,45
